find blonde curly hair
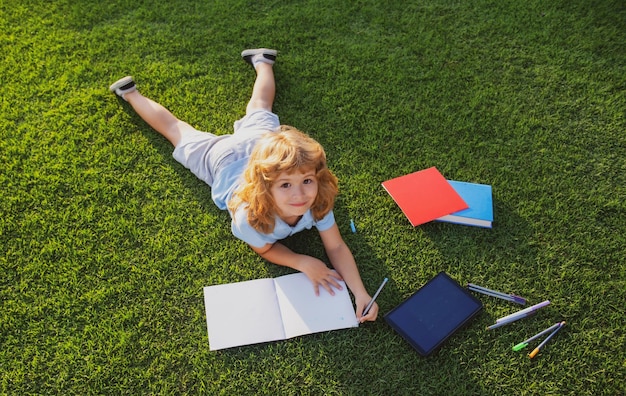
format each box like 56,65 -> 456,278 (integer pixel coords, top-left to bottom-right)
228,126 -> 338,234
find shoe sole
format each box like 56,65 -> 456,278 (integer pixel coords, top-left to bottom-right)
109,76 -> 134,92
241,48 -> 278,63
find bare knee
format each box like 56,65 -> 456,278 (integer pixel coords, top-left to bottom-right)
246,100 -> 272,114
165,120 -> 191,147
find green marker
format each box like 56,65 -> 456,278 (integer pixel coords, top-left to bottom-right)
512,342 -> 530,352
512,322 -> 562,351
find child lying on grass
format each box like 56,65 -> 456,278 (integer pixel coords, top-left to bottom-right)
110,48 -> 378,322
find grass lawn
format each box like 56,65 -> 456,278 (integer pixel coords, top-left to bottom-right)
1,0 -> 625,394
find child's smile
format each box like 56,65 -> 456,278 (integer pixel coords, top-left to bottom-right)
271,169 -> 319,225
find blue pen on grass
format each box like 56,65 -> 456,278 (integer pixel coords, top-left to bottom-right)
486,314 -> 530,330
513,322 -> 562,351
529,321 -> 565,358
467,283 -> 526,305
496,300 -> 550,323
350,219 -> 357,233
362,278 -> 388,316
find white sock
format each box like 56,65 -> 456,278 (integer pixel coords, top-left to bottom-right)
116,86 -> 136,102
251,54 -> 274,68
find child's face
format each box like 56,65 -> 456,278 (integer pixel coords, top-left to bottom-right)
270,168 -> 319,224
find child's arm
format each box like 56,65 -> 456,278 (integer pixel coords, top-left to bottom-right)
249,225 -> 378,323
318,223 -> 378,323
250,242 -> 346,296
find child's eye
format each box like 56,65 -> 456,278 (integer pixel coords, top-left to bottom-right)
303,178 -> 313,184
280,183 -> 291,188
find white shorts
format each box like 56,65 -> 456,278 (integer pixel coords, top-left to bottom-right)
172,110 -> 280,186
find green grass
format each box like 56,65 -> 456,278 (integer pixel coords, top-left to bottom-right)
1,0 -> 625,394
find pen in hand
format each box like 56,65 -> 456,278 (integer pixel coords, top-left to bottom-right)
362,278 -> 388,316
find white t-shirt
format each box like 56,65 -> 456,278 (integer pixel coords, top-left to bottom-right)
230,205 -> 336,248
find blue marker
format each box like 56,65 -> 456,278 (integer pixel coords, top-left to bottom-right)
350,219 -> 357,233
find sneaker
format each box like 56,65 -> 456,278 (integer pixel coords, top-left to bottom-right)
109,76 -> 137,100
241,48 -> 278,67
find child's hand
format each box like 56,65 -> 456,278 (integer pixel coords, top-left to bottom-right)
299,256 -> 344,296
355,294 -> 379,323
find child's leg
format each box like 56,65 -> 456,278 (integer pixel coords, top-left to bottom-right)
246,62 -> 276,114
109,76 -> 188,147
241,48 -> 278,114
124,91 -> 187,146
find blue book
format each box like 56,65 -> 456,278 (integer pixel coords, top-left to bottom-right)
436,181 -> 493,228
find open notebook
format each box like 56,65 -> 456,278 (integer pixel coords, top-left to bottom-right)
385,272 -> 483,356
203,273 -> 359,350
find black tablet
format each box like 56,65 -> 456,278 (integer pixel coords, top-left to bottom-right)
385,272 -> 483,356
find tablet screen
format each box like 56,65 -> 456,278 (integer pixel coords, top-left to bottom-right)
385,272 -> 482,356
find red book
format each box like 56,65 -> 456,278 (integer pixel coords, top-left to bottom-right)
382,167 -> 469,226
